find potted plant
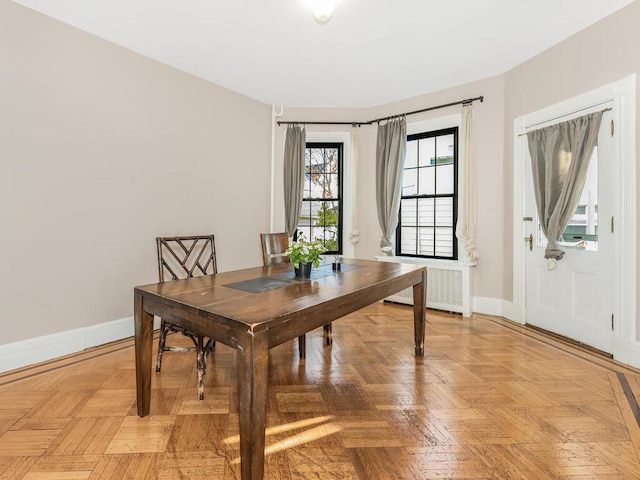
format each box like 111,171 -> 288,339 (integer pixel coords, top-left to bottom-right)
285,233 -> 327,278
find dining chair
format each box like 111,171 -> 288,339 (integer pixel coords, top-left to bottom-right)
156,234 -> 217,400
260,232 -> 333,359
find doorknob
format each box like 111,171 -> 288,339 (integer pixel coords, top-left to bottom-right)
524,234 -> 533,251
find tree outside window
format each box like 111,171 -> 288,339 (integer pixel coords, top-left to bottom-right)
297,143 -> 342,254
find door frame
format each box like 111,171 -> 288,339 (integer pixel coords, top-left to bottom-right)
512,75 -> 637,366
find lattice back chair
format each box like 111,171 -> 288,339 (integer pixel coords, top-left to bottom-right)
156,235 -> 217,400
260,233 -> 334,359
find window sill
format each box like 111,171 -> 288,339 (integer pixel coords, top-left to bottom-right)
375,256 -> 477,268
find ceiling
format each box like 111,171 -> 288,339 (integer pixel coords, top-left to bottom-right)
11,0 -> 636,107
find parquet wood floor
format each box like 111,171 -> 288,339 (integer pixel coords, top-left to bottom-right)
2,303 -> 640,479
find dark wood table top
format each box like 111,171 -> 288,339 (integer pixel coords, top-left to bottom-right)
134,258 -> 423,333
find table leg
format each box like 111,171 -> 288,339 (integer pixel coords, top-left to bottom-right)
134,292 -> 153,417
237,330 -> 269,480
413,268 -> 427,356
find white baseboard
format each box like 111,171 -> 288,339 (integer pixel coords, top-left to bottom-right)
0,316 -> 137,374
501,301 -> 525,324
4,306 -> 638,373
472,297 -> 524,325
623,340 -> 640,369
472,296 -> 502,316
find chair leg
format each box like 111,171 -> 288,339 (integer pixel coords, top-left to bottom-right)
156,321 -> 170,373
196,335 -> 207,401
298,335 -> 306,360
323,323 -> 333,346
205,338 -> 216,353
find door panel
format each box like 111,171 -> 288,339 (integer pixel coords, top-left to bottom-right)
525,109 -> 615,353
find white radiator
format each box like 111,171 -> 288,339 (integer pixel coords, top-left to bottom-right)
376,256 -> 473,317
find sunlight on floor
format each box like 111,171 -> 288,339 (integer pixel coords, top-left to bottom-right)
224,415 -> 342,464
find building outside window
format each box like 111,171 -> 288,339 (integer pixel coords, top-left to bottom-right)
397,127 -> 458,259
297,142 -> 343,254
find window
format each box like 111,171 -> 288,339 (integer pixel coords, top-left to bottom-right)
397,127 -> 458,259
537,146 -> 599,250
297,143 -> 343,254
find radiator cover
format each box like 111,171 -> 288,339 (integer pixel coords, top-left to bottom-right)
376,256 -> 473,317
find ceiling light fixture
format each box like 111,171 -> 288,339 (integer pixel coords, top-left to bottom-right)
312,0 -> 334,23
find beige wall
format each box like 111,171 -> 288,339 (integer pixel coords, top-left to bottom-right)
274,75 -> 506,300
3,0 -> 638,349
503,0 -> 640,304
0,1 -> 271,345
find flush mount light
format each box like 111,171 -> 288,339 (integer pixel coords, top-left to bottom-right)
311,0 -> 334,23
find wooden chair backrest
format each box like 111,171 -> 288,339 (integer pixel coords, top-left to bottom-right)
156,235 -> 217,282
260,232 -> 290,266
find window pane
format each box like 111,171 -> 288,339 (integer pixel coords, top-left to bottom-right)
325,148 -> 339,174
417,198 -> 434,226
308,173 -> 325,197
401,199 -> 417,226
418,228 -> 434,256
397,127 -> 457,259
418,166 -> 435,195
560,147 -> 598,250
403,168 -> 417,196
297,225 -> 311,240
316,201 -> 339,252
307,147 -> 340,198
435,197 -> 454,226
435,227 -> 454,257
304,149 -> 312,194
309,201 -> 322,229
323,173 -> 338,199
400,227 -> 417,255
308,148 -> 324,170
436,164 -> 454,194
436,134 -> 454,165
405,140 -> 417,168
302,143 -> 342,254
418,137 -> 435,167
299,202 -> 312,226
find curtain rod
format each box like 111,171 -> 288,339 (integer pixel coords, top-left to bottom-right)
276,95 -> 484,127
518,105 -> 613,137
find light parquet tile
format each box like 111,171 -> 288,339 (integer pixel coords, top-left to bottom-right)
105,416 -> 176,454
287,447 -> 359,479
26,391 -> 94,419
77,390 -> 136,418
0,457 -> 37,480
45,417 -> 123,455
0,393 -> 49,418
0,429 -> 62,457
157,451 -> 227,479
21,455 -> 101,480
87,453 -> 162,480
410,445 -> 494,479
1,303 -> 640,478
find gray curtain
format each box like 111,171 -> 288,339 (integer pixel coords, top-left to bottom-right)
283,125 -> 305,238
376,117 -> 407,254
526,111 -> 603,261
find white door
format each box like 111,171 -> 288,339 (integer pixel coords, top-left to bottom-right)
524,108 -> 616,353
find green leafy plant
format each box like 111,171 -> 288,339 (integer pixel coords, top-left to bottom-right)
315,202 -> 339,252
285,233 -> 327,268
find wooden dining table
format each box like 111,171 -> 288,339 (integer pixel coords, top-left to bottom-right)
134,258 -> 427,480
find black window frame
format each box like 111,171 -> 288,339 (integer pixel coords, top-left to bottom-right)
396,127 -> 458,259
297,142 -> 343,255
